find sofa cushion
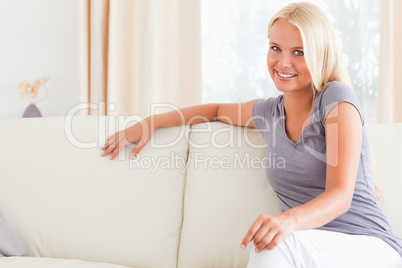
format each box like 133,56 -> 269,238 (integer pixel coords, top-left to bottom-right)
366,123 -> 402,238
178,122 -> 282,268
0,257 -> 131,267
0,116 -> 190,268
0,211 -> 26,256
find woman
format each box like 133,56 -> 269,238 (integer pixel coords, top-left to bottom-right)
102,2 -> 402,267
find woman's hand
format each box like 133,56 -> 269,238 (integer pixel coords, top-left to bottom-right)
101,118 -> 154,160
241,213 -> 296,252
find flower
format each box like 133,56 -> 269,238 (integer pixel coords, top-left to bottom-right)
18,78 -> 49,100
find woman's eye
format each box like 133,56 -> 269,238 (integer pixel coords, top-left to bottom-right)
295,50 -> 304,56
271,46 -> 280,51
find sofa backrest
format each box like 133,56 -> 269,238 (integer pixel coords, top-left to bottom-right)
0,117 -> 401,268
0,117 -> 191,268
366,123 -> 402,238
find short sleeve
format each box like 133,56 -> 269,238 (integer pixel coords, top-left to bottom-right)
252,97 -> 279,132
252,99 -> 268,131
318,81 -> 364,127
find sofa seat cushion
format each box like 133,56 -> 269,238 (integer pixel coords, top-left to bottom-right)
0,257 -> 131,267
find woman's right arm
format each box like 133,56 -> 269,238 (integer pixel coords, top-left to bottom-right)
101,100 -> 259,159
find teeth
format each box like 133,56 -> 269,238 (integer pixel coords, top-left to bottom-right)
278,72 -> 296,78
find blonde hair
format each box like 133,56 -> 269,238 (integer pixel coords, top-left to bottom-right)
267,2 -> 353,92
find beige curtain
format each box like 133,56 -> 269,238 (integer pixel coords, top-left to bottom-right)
79,0 -> 202,117
377,0 -> 402,123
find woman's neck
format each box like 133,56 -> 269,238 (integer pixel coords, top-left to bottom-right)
283,90 -> 314,118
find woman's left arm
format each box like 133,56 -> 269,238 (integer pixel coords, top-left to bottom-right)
241,102 -> 362,252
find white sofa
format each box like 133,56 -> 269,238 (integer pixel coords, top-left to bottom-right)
0,116 -> 401,267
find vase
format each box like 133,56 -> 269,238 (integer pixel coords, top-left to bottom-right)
23,103 -> 42,118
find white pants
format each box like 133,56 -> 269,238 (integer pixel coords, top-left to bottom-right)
247,229 -> 402,268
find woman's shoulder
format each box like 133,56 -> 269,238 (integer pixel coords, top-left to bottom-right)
252,95 -> 284,131
317,81 -> 358,106
316,80 -> 364,125
321,81 -> 354,96
253,94 -> 284,116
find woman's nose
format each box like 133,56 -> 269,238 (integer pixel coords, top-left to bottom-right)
279,53 -> 292,68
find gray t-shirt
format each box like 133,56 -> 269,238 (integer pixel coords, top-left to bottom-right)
252,81 -> 402,256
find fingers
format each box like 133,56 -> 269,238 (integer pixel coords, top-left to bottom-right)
100,120 -> 153,160
253,222 -> 272,245
101,132 -> 120,151
101,131 -> 124,158
129,136 -> 150,159
101,140 -> 117,156
101,140 -> 114,151
241,215 -> 263,249
129,126 -> 153,159
130,144 -> 142,160
241,214 -> 292,252
263,232 -> 286,251
102,132 -> 143,160
110,133 -> 128,160
254,224 -> 279,252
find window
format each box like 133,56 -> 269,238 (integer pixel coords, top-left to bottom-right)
201,0 -> 380,122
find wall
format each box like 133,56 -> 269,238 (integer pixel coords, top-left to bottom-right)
0,0 -> 79,120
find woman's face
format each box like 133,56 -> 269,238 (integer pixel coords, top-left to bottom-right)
267,19 -> 312,94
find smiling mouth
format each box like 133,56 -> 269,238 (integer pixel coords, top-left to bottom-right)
276,70 -> 297,78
